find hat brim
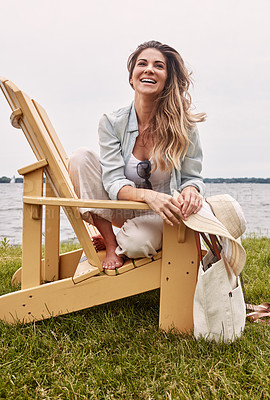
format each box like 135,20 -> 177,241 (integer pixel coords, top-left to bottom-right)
182,202 -> 246,276
206,194 -> 246,239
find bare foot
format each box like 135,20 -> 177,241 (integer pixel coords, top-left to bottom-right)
88,213 -> 124,270
91,234 -> 106,251
102,245 -> 124,270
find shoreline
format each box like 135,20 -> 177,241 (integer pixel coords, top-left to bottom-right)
1,177 -> 270,184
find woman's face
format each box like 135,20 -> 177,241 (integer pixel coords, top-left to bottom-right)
130,48 -> 167,99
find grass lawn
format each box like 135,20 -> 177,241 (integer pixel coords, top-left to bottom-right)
0,237 -> 269,399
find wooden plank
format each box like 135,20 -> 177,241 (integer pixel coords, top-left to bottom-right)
133,257 -> 153,267
44,181 -> 60,282
33,100 -> 69,170
0,260 -> 161,324
104,260 -> 136,276
18,159 -> 48,175
73,260 -> 102,283
117,260 -> 135,274
23,196 -> 150,210
2,80 -> 45,161
59,249 -> 84,279
15,89 -> 72,187
87,223 -> 100,236
96,251 -> 135,276
159,220 -> 199,333
0,78 -> 17,111
18,116 -> 45,162
104,269 -> 116,276
4,81 -> 44,163
21,169 -> 43,290
153,250 -> 162,261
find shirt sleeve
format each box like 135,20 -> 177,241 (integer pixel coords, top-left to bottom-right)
98,114 -> 136,200
179,125 -> 205,195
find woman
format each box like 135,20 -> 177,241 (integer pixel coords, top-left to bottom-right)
69,40 -> 206,270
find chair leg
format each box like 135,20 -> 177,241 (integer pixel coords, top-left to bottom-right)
22,169 -> 43,290
159,220 -> 199,333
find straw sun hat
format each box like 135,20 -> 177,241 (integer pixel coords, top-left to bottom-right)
179,193 -> 247,276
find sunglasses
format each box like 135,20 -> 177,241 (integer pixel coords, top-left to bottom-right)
136,160 -> 152,190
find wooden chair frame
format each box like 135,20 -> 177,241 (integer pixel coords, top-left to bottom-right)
0,77 -> 199,332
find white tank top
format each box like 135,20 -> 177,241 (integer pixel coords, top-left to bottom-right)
124,153 -> 171,194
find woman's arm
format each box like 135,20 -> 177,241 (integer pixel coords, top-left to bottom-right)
98,113 -> 136,200
118,185 -> 185,226
176,125 -> 204,217
180,125 -> 205,195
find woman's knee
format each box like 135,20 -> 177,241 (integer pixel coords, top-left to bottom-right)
68,147 -> 103,199
116,217 -> 163,258
69,148 -> 98,171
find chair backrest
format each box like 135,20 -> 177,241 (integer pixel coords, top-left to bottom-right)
0,77 -> 101,269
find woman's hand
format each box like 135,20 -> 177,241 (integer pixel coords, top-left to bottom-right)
143,190 -> 184,226
177,186 -> 203,219
118,185 -> 202,226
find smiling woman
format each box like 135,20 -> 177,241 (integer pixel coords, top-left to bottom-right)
68,40 -> 206,270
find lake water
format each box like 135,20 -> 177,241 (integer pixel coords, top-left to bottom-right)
0,183 -> 269,245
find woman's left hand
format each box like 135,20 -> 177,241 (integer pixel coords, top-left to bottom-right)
177,186 -> 203,219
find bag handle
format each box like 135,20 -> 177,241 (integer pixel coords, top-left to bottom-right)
209,234 -> 221,260
194,232 -> 222,263
195,231 -> 203,262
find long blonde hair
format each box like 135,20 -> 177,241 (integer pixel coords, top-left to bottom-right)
127,40 -> 206,171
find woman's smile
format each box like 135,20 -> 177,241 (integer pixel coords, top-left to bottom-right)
140,78 -> 157,84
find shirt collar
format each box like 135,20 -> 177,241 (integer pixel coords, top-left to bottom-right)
127,101 -> 138,133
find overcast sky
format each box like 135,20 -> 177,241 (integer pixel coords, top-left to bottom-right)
0,0 -> 269,178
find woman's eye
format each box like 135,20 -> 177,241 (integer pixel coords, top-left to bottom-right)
156,64 -> 164,69
137,62 -> 146,66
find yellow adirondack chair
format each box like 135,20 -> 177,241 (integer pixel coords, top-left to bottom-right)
0,77 -> 199,332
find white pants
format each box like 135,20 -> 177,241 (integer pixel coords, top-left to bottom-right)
68,148 -> 163,258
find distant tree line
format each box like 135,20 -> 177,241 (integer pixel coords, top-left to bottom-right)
0,176 -> 269,184
204,177 -> 270,184
0,176 -> 23,183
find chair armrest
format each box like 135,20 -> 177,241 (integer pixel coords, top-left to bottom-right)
18,159 -> 48,175
23,196 -> 150,210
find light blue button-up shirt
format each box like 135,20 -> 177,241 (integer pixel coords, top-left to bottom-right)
98,102 -> 205,200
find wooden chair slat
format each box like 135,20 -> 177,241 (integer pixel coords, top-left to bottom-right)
22,196 -> 150,209
33,100 -> 69,170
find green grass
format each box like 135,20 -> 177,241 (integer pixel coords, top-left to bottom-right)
0,237 -> 269,399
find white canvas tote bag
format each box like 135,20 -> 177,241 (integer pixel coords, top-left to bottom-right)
193,256 -> 246,342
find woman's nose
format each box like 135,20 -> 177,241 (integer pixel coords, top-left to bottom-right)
144,64 -> 154,73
